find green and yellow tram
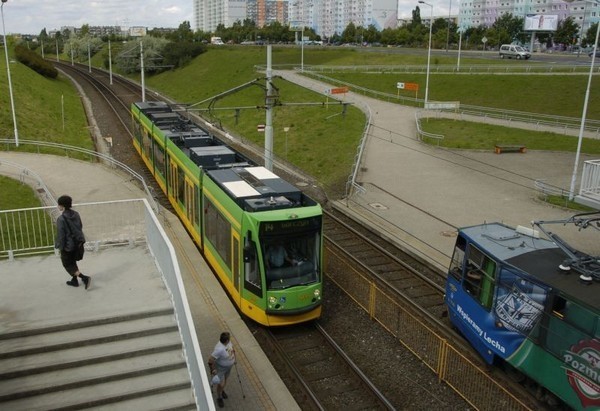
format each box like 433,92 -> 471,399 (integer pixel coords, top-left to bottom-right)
131,101 -> 323,326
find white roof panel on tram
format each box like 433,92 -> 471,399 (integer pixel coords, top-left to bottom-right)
223,181 -> 261,198
245,166 -> 278,180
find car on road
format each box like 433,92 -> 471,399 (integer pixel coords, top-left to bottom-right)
590,50 -> 600,58
499,44 -> 531,60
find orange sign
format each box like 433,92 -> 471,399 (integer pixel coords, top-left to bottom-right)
330,87 -> 350,94
404,83 -> 419,91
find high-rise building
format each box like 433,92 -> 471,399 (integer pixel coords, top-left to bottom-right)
458,0 -> 599,35
289,0 -> 398,39
247,0 -> 289,27
193,0 -> 248,32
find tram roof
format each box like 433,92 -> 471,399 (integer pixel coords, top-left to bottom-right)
461,223 -> 599,310
208,166 -> 314,212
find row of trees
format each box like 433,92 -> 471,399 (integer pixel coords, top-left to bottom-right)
22,9 -> 598,76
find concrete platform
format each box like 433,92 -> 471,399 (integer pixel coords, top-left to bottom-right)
0,152 -> 298,411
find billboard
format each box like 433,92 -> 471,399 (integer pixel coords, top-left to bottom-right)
524,14 -> 558,31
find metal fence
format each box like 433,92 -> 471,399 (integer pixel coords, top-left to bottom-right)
0,200 -> 146,260
303,63 -> 600,75
325,245 -> 531,411
0,199 -> 213,410
302,71 -> 600,138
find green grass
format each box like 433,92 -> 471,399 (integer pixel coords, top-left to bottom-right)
0,48 -> 93,156
0,176 -> 54,256
420,119 -> 600,154
0,175 -> 43,210
145,47 -> 366,192
2,45 -> 598,208
322,71 -> 600,120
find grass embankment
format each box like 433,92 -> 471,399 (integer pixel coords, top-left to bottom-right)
0,176 -> 43,210
144,47 -> 367,192
0,48 -> 92,155
2,45 -> 599,203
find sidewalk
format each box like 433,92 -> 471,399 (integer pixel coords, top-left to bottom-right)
276,70 -> 599,271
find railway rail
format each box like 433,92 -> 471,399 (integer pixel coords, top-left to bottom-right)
258,322 -> 394,410
50,60 -> 542,410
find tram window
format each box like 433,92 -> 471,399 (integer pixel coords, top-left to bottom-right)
143,129 -> 152,156
154,144 -> 165,178
463,245 -> 496,310
244,239 -> 262,297
449,236 -> 466,280
562,300 -> 597,335
552,296 -> 567,318
262,233 -> 320,290
204,197 -> 231,270
177,168 -> 185,204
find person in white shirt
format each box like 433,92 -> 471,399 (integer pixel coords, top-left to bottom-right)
208,332 -> 236,407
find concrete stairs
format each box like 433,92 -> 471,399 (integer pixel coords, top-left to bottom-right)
0,308 -> 197,410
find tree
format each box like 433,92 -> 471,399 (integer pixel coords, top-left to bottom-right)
492,13 -> 526,44
583,22 -> 599,48
341,22 -> 357,44
412,7 -> 422,26
555,17 -> 581,47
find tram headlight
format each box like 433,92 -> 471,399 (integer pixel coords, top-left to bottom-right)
313,289 -> 321,299
269,296 -> 277,305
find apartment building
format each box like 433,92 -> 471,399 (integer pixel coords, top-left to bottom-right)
289,0 -> 398,39
458,0 -> 599,34
193,0 -> 248,32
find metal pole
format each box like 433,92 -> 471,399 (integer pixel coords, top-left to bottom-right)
55,37 -> 59,62
446,0 -> 451,52
568,17 -> 600,200
140,41 -> 145,102
87,42 -> 91,73
1,0 -> 19,147
457,30 -> 463,71
108,40 -> 113,85
301,26 -> 304,73
419,1 -> 433,107
265,45 -> 274,171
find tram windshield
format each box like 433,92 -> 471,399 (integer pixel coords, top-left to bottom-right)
262,231 -> 320,290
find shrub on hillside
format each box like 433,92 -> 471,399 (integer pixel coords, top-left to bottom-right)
14,44 -> 58,79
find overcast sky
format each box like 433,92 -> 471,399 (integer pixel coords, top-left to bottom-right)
2,0 -> 454,36
2,0 -> 192,35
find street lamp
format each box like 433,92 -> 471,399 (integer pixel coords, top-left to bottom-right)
1,0 -> 18,147
565,0 -> 600,200
419,0 -> 433,108
446,0 -> 452,52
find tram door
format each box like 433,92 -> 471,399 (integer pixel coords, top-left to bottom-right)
168,160 -> 178,204
184,178 -> 201,245
232,233 -> 241,304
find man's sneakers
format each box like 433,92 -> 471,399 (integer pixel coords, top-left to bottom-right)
66,278 -> 79,287
221,391 -> 228,399
80,274 -> 92,290
217,397 -> 224,408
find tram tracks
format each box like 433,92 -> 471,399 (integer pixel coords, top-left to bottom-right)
54,60 -> 540,410
324,208 -> 448,320
257,322 -> 394,410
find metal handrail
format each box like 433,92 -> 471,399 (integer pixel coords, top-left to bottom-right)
0,139 -> 160,213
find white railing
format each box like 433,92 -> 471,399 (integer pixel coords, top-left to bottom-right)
580,160 -> 600,204
0,199 -> 146,260
1,199 -> 213,410
0,139 -> 160,213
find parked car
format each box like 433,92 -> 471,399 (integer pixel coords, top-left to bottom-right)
589,50 -> 600,58
499,44 -> 531,60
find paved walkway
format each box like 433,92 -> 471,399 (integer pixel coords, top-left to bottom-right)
0,152 -> 298,411
275,70 -> 599,271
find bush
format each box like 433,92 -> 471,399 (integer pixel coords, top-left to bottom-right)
14,44 -> 58,79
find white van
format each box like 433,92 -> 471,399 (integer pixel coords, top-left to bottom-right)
499,44 -> 531,60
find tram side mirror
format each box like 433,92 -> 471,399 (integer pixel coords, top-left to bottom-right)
243,245 -> 255,263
